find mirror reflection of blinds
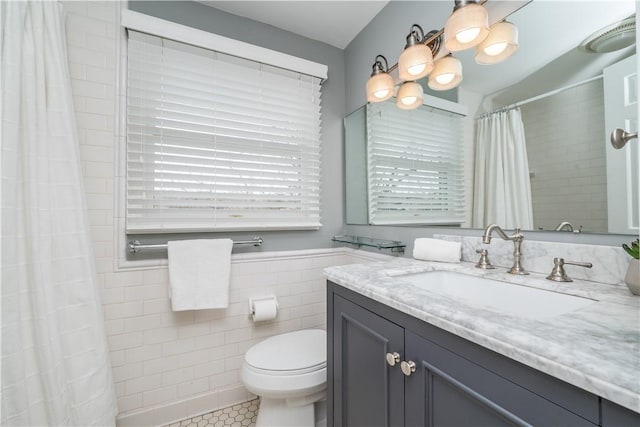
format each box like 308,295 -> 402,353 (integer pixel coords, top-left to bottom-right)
367,102 -> 465,225
126,31 -> 322,233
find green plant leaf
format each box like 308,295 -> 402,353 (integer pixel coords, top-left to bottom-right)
623,243 -> 640,259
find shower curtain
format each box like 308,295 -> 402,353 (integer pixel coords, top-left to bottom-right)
472,108 -> 534,230
1,2 -> 117,425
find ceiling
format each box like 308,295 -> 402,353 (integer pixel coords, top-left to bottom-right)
198,1 -> 389,49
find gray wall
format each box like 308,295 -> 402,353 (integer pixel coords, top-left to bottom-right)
127,1 -> 346,254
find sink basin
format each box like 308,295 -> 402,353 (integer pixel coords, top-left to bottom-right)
400,271 -> 596,319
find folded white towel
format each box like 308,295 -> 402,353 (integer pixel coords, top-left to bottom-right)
168,239 -> 233,311
413,238 -> 461,263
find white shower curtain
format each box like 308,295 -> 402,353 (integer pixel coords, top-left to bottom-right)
1,2 -> 117,425
472,108 -> 534,229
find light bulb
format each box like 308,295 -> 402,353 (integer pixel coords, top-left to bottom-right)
407,63 -> 427,76
428,56 -> 462,91
366,69 -> 395,103
374,89 -> 390,99
399,43 -> 433,81
444,3 -> 489,51
456,27 -> 481,44
401,96 -> 418,105
484,41 -> 508,56
474,21 -> 518,65
436,73 -> 455,85
396,81 -> 423,110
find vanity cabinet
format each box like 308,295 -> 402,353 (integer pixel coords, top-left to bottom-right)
404,330 -> 594,426
331,293 -> 404,426
327,281 -> 639,427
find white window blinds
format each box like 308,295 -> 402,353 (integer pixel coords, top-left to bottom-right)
367,102 -> 465,225
126,31 -> 322,233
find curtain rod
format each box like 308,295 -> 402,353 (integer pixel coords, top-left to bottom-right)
477,74 -> 604,119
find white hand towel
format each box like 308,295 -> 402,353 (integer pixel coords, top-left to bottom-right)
168,239 -> 233,311
413,238 -> 461,263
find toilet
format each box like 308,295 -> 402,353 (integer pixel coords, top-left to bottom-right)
240,329 -> 327,427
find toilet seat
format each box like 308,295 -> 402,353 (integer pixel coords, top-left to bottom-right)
241,329 -> 327,400
244,361 -> 325,376
244,329 -> 326,374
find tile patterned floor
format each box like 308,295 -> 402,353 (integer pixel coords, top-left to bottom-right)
166,399 -> 260,427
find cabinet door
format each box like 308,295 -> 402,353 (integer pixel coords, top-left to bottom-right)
601,399 -> 640,426
404,331 -> 596,427
332,295 -> 405,427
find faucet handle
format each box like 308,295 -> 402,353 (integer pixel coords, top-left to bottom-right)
475,248 -> 495,269
563,259 -> 593,268
546,258 -> 593,282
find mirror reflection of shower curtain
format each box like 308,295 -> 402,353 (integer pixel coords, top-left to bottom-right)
473,108 -> 534,229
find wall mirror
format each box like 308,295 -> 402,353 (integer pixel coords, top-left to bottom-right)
345,0 -> 638,236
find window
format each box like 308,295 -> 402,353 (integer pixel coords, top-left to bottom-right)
125,30 -> 322,233
366,101 -> 465,225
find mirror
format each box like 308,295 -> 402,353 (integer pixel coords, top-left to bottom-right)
345,0 -> 638,235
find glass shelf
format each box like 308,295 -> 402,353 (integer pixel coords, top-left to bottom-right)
332,235 -> 405,253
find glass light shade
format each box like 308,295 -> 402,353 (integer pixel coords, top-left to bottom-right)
444,3 -> 490,51
428,56 -> 463,91
475,21 -> 519,65
398,44 -> 434,81
366,72 -> 395,102
396,81 -> 423,110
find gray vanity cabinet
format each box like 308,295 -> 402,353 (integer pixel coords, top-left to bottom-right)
328,281 -> 639,427
404,330 -> 595,426
331,293 -> 404,427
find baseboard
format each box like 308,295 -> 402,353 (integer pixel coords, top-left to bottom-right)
116,386 -> 256,427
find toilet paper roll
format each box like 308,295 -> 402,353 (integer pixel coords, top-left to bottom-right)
251,298 -> 278,322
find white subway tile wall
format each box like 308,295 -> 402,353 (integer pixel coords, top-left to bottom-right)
521,79 -> 607,232
62,2 -> 377,425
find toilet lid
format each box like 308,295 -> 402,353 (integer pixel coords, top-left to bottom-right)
245,329 -> 326,372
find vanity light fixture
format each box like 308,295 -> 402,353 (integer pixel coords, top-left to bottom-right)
366,55 -> 395,103
396,81 -> 424,110
444,0 -> 490,51
428,55 -> 463,91
398,25 -> 439,81
475,20 -> 518,64
366,0 -> 517,110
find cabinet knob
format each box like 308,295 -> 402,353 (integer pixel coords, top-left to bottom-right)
401,360 -> 416,376
385,352 -> 400,367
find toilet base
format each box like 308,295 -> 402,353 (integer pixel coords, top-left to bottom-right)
315,399 -> 327,427
256,397 -> 325,427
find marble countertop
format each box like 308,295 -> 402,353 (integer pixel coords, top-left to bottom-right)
324,258 -> 640,413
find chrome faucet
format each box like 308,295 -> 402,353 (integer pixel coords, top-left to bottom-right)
481,224 -> 529,275
554,221 -> 574,232
553,221 -> 582,233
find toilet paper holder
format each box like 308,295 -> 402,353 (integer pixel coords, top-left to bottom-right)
248,296 -> 279,318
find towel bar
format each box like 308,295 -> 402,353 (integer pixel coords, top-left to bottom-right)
128,237 -> 263,253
